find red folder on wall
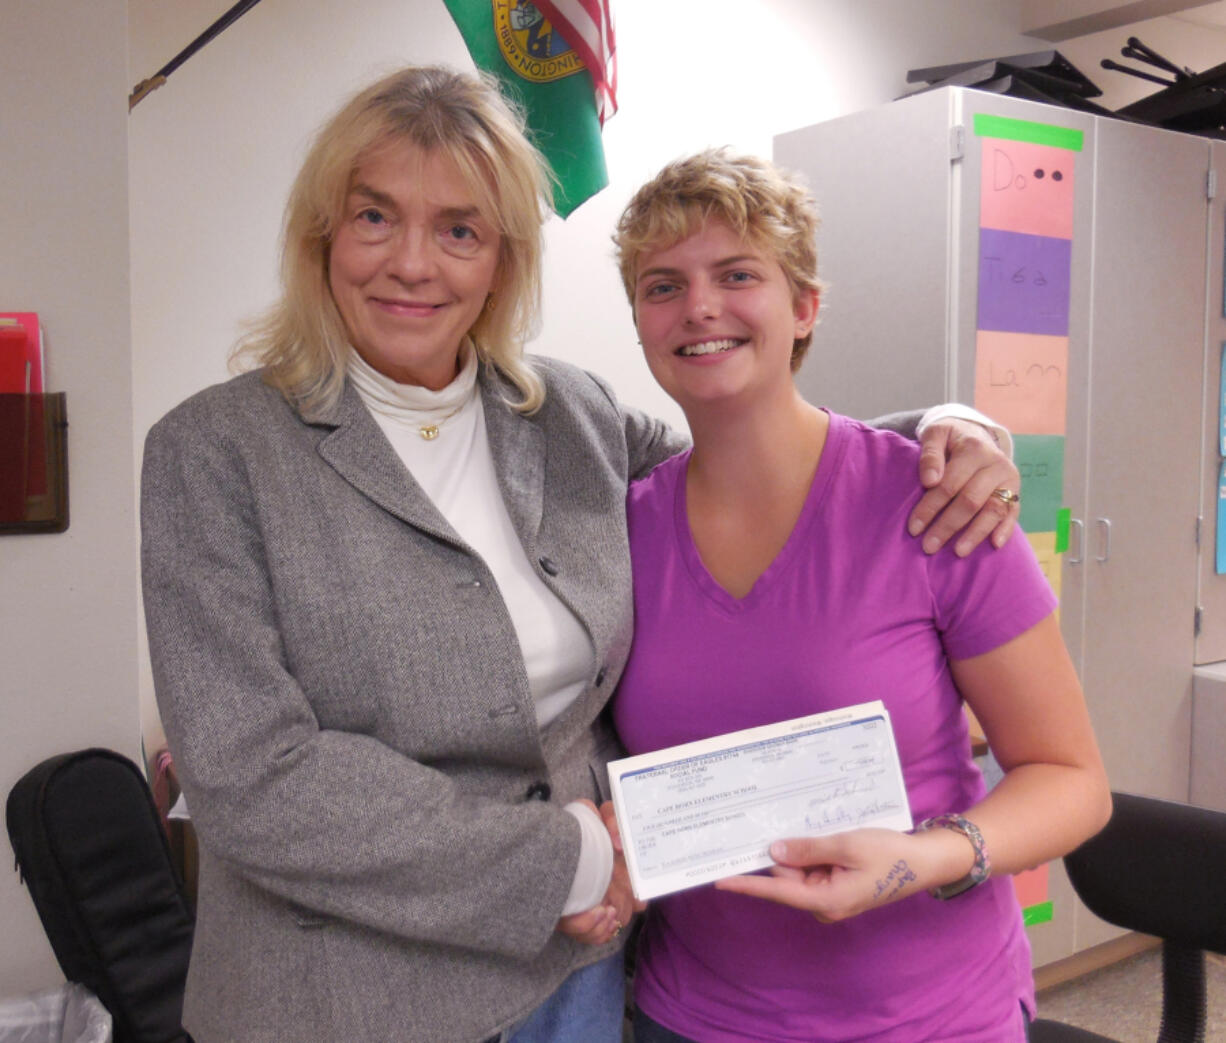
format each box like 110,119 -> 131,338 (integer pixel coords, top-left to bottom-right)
0,312 -> 43,393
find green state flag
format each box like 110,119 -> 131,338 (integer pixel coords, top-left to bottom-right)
444,0 -> 609,217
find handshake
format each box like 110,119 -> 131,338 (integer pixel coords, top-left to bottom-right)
555,800 -> 641,947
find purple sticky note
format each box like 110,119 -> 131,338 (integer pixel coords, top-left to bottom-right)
978,228 -> 1071,337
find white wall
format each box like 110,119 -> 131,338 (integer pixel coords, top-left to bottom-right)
126,0 -> 1045,745
0,0 -> 1212,994
0,0 -> 139,994
133,0 -> 1226,448
127,0 -> 1041,439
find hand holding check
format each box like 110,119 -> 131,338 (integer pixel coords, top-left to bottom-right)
555,799 -> 644,946
713,824 -> 975,923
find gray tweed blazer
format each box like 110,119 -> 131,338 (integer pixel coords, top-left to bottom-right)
140,357 -> 684,1043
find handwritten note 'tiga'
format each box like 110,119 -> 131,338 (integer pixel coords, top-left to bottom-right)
980,138 -> 1075,240
977,228 -> 1071,337
974,330 -> 1068,436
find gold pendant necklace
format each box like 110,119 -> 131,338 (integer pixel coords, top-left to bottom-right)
417,401 -> 465,441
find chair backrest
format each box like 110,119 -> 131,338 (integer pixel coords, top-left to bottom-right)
7,749 -> 195,1043
1064,791 -> 1226,954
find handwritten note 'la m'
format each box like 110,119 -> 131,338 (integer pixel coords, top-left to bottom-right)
974,331 -> 1068,436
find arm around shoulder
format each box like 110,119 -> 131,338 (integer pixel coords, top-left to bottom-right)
562,361 -> 687,478
623,402 -> 687,478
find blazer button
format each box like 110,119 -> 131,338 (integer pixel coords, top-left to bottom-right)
539,556 -> 559,576
525,781 -> 552,801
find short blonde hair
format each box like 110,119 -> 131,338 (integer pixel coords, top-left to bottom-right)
613,149 -> 824,370
234,65 -> 553,413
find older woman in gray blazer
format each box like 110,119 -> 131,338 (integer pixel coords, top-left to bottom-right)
140,66 -> 1019,1043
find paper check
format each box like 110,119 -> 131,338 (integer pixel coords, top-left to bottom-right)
608,700 -> 912,900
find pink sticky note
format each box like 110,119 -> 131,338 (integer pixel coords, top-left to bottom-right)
980,139 -> 1075,240
1013,864 -> 1049,908
974,331 -> 1068,436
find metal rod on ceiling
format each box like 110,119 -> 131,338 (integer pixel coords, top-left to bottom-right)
129,0 -> 266,111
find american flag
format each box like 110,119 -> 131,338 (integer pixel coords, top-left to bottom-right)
534,0 -> 617,125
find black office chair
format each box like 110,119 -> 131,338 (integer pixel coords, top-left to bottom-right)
7,749 -> 195,1043
1031,791 -> 1226,1042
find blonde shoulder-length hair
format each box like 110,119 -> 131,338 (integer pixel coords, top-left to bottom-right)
233,65 -> 552,414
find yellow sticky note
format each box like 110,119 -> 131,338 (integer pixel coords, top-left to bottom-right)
1026,530 -> 1062,613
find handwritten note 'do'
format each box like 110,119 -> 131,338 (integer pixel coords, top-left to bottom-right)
974,330 -> 1069,436
980,138 -> 1075,240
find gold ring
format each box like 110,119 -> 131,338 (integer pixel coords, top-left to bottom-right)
611,919 -> 624,938
991,488 -> 1020,506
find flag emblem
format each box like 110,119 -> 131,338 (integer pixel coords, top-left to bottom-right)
445,0 -> 615,214
494,1 -> 586,84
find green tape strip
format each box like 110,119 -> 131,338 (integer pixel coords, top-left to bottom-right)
1023,900 -> 1055,926
973,113 -> 1084,152
1054,507 -> 1071,553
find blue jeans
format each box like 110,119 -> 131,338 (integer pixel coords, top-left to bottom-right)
633,1008 -> 694,1042
634,1003 -> 1033,1041
495,951 -> 625,1043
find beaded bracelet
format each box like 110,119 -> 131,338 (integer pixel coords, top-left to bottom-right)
913,813 -> 991,900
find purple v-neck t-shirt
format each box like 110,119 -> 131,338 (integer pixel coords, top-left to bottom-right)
614,412 -> 1056,1043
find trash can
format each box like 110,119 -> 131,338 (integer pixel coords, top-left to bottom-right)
0,984 -> 111,1043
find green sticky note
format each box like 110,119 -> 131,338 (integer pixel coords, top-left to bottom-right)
972,113 -> 1084,151
1055,508 -> 1071,553
1023,900 -> 1054,926
1014,435 -> 1065,534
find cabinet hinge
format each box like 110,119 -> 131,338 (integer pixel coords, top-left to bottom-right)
1196,606 -> 1204,637
950,125 -> 965,163
1209,169 -> 1218,201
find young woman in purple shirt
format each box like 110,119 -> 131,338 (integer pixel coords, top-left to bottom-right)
608,150 -> 1111,1042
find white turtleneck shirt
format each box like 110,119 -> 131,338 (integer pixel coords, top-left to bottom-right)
348,345 -> 611,914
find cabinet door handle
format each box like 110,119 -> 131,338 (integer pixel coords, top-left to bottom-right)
1068,518 -> 1084,564
1095,517 -> 1112,562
